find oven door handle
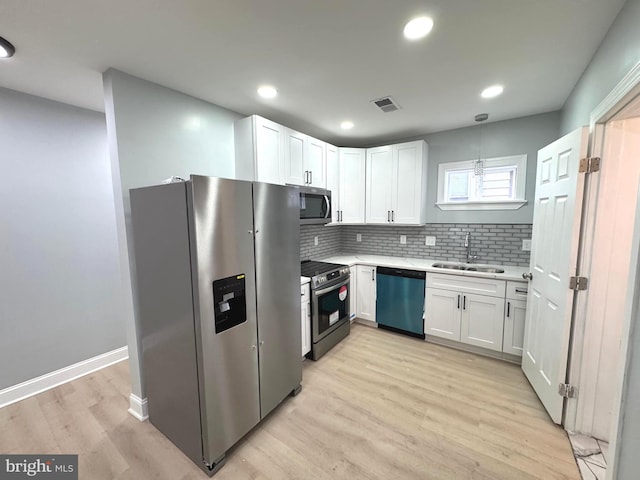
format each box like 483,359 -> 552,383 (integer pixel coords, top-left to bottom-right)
314,278 -> 350,296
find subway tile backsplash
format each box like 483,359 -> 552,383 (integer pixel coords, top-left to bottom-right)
301,223 -> 532,267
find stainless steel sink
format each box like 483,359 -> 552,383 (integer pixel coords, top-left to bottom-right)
432,263 -> 505,274
465,266 -> 505,273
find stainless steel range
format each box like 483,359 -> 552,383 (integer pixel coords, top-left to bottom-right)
301,260 -> 351,360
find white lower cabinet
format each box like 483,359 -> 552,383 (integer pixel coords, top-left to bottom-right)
425,273 -> 506,353
301,283 -> 311,357
349,266 -> 358,320
356,265 -> 376,322
424,288 -> 461,340
503,281 -> 528,356
460,293 -> 505,352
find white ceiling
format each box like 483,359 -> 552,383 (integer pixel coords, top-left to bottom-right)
0,0 -> 626,146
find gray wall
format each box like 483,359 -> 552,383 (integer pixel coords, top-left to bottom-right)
0,87 -> 125,389
103,70 -> 243,399
561,0 -> 640,134
415,111 -> 561,224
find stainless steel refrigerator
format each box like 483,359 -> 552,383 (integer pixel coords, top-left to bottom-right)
129,175 -> 302,476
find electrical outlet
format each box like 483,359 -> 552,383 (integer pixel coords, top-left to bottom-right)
400,235 -> 407,245
314,236 -> 319,246
425,236 -> 436,246
522,239 -> 532,251
356,233 -> 362,242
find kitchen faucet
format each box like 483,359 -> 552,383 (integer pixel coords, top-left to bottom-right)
465,232 -> 479,263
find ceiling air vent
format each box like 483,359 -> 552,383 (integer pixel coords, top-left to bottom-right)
371,96 -> 400,113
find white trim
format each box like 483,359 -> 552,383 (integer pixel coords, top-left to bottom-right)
436,200 -> 527,211
590,60 -> 640,128
0,346 -> 128,409
128,393 -> 149,421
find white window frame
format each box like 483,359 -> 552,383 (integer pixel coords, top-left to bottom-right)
436,154 -> 528,210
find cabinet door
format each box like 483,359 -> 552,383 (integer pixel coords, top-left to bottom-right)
255,117 -> 285,185
349,265 -> 358,320
284,128 -> 306,186
326,144 -> 340,224
425,288 -> 461,340
460,293 -> 505,352
392,141 -> 425,224
339,148 -> 366,223
306,137 -> 326,188
365,145 -> 393,224
503,299 -> 526,356
356,265 -> 376,322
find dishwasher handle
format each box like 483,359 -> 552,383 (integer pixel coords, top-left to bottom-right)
376,266 -> 426,280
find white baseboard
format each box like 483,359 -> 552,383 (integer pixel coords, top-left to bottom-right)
0,346 -> 128,409
128,393 -> 149,421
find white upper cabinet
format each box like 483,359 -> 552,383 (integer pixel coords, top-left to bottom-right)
325,144 -> 340,224
284,129 -> 327,188
284,128 -> 306,186
234,115 -> 285,184
365,140 -> 428,225
306,136 -> 327,188
338,148 -> 366,224
365,145 -> 394,223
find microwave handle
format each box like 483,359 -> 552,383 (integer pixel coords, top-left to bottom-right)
323,195 -> 330,218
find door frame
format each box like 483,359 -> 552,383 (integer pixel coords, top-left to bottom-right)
562,61 -> 640,478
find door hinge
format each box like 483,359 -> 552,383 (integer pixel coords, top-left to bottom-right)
569,276 -> 588,291
558,383 -> 576,398
579,157 -> 601,173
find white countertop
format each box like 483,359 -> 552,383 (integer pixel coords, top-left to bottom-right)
319,253 -> 528,282
301,276 -> 310,285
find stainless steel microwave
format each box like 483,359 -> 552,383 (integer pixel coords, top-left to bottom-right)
298,186 -> 331,224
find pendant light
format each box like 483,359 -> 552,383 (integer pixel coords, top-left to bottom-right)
474,113 -> 489,176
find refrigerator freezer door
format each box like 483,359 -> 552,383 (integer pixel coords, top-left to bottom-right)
253,182 -> 303,418
188,176 -> 261,466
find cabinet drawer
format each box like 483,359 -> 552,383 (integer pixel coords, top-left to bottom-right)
301,283 -> 310,300
506,281 -> 529,300
426,273 -> 505,298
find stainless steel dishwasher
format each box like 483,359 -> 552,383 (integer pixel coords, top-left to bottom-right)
375,267 -> 426,338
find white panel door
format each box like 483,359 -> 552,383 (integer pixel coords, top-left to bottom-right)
254,117 -> 285,185
503,299 -> 527,356
522,127 -> 588,424
284,129 -> 306,186
306,137 -> 326,188
424,288 -> 461,340
392,141 -> 424,224
460,293 -> 505,352
356,265 -> 376,322
325,144 -> 340,224
366,146 -> 393,223
339,148 -> 366,224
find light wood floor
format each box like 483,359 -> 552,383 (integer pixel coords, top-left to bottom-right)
0,324 -> 580,479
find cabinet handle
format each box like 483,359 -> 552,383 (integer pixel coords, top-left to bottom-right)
515,288 -> 528,294
387,211 -> 391,222
507,301 -> 511,317
371,270 -> 374,281
392,211 -> 395,222
463,295 -> 466,310
457,294 -> 460,309
309,170 -> 313,185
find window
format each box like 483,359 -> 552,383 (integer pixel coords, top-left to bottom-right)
436,154 -> 527,210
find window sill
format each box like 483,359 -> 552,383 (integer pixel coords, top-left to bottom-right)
436,200 -> 527,211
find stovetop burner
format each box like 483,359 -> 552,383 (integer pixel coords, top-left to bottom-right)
300,260 -> 345,277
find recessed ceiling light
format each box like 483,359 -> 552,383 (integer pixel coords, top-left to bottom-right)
340,121 -> 354,130
257,85 -> 278,99
481,85 -> 504,98
403,16 -> 434,40
0,36 -> 16,58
